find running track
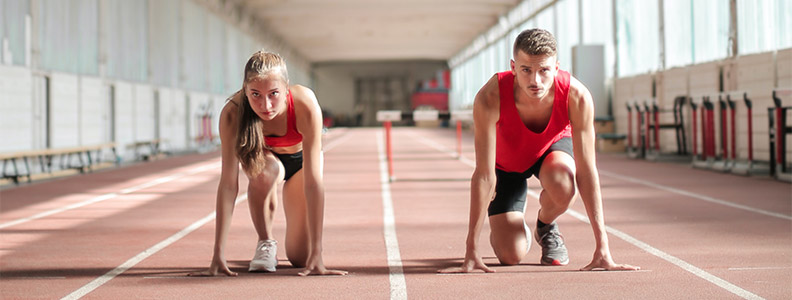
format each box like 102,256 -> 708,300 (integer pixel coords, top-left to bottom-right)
1,127 -> 790,299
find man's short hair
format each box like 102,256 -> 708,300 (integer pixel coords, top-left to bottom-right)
513,29 -> 557,57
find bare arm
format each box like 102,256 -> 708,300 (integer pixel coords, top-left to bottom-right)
440,75 -> 500,273
568,78 -> 639,271
292,85 -> 347,276
190,94 -> 242,276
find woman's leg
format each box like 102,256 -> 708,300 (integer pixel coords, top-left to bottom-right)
281,168 -> 310,268
246,152 -> 284,241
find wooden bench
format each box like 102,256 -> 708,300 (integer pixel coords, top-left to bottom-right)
1,143 -> 117,184
126,139 -> 164,161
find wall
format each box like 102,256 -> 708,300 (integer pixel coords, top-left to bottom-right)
313,60 -> 448,126
613,49 -> 792,163
0,0 -> 311,165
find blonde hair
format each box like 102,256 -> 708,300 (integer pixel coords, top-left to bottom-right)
236,51 -> 289,176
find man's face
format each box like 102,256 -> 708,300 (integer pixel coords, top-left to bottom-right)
510,51 -> 559,100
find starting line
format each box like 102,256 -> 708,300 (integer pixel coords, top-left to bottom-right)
376,109 -> 472,181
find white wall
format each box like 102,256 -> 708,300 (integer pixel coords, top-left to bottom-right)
49,72 -> 79,148
187,92 -> 211,148
79,76 -> 105,145
113,81 -> 135,159
158,88 -> 189,152
0,65 -> 32,152
134,84 -> 155,142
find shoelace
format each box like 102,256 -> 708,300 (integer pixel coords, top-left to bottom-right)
255,245 -> 274,260
541,232 -> 563,248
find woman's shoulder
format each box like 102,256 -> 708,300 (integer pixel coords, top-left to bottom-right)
289,84 -> 320,111
220,91 -> 242,124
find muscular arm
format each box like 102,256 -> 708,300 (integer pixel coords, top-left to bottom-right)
568,78 -> 639,271
190,93 -> 241,276
568,79 -> 607,249
440,75 -> 500,273
292,85 -> 347,276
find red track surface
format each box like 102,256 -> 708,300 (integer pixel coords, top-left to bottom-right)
1,127 -> 790,299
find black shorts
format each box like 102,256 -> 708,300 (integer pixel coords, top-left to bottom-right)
274,151 -> 303,181
487,137 -> 574,216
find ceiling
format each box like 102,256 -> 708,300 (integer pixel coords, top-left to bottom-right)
228,0 -> 522,63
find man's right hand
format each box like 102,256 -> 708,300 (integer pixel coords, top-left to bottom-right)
188,256 -> 238,277
437,250 -> 495,274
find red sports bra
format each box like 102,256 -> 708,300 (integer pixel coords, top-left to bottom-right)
264,91 -> 303,147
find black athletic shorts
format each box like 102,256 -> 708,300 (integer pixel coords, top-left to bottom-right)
274,151 -> 303,181
487,137 -> 574,216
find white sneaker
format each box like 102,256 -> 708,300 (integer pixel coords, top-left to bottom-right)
249,239 -> 277,272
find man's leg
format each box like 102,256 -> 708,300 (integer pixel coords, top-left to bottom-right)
535,151 -> 576,265
489,212 -> 531,265
488,169 -> 531,265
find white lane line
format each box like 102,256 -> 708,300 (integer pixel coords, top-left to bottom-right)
376,131 -> 407,300
728,266 -> 792,271
414,131 -> 765,300
0,161 -> 220,230
561,205 -> 764,300
61,194 -> 247,300
598,170 -> 792,221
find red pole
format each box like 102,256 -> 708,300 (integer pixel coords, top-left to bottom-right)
456,120 -> 462,159
385,121 -> 394,181
730,106 -> 736,160
645,109 -> 651,151
627,108 -> 633,148
747,107 -> 753,161
777,108 -> 784,165
653,106 -> 660,151
721,104 -> 728,159
692,106 -> 697,157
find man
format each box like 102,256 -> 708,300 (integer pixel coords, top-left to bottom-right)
440,29 -> 639,272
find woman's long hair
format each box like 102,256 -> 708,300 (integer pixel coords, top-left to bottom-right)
235,51 -> 289,177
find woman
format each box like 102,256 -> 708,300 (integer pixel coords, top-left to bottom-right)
191,51 -> 346,276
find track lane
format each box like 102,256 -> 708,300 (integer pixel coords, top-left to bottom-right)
392,127 -> 788,299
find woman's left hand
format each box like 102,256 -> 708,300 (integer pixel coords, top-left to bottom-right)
298,255 -> 348,276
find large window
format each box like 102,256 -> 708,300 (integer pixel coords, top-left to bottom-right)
38,0 -> 98,74
616,0 -> 659,76
692,0 -> 729,63
207,14 -> 226,94
663,0 -> 693,68
554,0 -> 578,73
149,0 -> 180,88
104,0 -> 147,81
1,0 -> 29,66
738,0 -> 792,55
581,0 -> 614,77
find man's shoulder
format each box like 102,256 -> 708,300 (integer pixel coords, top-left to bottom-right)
476,74 -> 502,109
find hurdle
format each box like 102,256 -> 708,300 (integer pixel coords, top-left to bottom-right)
626,100 -> 646,159
645,96 -> 688,161
727,91 -> 768,175
692,95 -> 718,169
711,94 -> 731,171
768,88 -> 792,182
376,109 -> 473,182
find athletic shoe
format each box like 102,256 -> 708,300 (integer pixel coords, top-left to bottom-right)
534,222 -> 569,266
249,239 -> 278,272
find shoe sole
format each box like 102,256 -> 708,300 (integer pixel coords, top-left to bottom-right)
249,261 -> 276,272
540,258 -> 569,266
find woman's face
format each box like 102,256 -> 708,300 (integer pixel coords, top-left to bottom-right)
245,72 -> 288,121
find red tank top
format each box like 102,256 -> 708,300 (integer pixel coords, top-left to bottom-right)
495,70 -> 572,173
264,91 -> 303,147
